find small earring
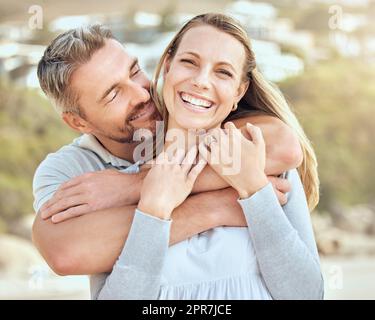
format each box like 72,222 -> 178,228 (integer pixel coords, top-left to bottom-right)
232,102 -> 238,111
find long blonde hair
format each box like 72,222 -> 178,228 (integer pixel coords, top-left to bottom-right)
152,13 -> 319,211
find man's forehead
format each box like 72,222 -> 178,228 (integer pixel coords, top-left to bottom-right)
71,39 -> 135,91
87,39 -> 133,72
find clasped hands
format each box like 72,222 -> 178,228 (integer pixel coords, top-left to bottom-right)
40,122 -> 291,223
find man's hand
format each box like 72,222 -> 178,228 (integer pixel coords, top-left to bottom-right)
40,169 -> 146,223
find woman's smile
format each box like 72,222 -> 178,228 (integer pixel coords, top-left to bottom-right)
178,91 -> 216,114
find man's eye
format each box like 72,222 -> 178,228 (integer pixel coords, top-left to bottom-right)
108,90 -> 118,103
132,65 -> 142,77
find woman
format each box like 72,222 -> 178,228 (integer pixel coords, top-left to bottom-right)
91,13 -> 323,300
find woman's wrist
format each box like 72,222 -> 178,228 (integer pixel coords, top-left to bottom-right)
138,198 -> 173,220
237,173 -> 269,199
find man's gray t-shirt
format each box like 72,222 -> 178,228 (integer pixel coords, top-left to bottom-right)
33,134 -> 140,213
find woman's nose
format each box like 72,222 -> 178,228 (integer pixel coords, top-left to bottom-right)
192,69 -> 211,90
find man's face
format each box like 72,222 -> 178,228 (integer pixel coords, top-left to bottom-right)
70,39 -> 161,143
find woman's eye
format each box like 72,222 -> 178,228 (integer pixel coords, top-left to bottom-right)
180,59 -> 195,65
217,70 -> 233,77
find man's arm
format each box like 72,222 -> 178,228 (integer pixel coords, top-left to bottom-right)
231,115 -> 303,175
39,114 -> 301,221
32,188 -> 246,275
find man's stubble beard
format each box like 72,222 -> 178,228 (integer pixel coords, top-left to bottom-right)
106,104 -> 162,144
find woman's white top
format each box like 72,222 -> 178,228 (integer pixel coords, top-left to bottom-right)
158,226 -> 272,299
90,169 -> 324,300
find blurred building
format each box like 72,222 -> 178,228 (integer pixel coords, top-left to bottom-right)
0,42 -> 44,88
0,22 -> 33,42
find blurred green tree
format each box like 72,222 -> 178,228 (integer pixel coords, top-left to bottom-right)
0,79 -> 77,232
280,58 -> 375,210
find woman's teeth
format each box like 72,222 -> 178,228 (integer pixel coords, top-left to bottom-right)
180,93 -> 213,108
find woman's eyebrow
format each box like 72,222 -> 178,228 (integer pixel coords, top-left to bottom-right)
177,51 -> 200,58
216,61 -> 237,74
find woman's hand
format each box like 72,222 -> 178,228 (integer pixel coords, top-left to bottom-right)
199,122 -> 268,199
138,146 -> 207,220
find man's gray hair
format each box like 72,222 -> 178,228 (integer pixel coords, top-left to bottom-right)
37,24 -> 114,116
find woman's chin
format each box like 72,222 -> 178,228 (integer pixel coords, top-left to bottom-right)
175,118 -> 213,131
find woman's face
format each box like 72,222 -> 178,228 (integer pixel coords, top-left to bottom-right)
163,25 -> 248,130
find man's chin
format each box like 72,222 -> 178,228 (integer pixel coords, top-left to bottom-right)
108,135 -> 135,144
134,111 -> 163,132
101,113 -> 162,144
133,122 -> 157,138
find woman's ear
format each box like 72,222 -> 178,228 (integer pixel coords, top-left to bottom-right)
62,112 -> 93,134
163,55 -> 172,77
235,80 -> 250,103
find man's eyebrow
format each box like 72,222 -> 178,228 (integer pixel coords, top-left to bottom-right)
177,51 -> 237,74
97,58 -> 139,104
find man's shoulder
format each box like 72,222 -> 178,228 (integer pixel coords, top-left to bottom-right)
32,136 -> 107,213
34,136 -> 105,180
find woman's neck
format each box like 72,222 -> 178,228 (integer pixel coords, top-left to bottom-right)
164,116 -> 222,153
164,117 -> 197,152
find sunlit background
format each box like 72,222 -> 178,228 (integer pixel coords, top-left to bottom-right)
0,0 -> 374,300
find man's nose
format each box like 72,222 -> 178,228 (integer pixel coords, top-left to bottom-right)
128,81 -> 151,106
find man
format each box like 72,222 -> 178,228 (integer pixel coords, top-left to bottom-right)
32,25 -> 302,279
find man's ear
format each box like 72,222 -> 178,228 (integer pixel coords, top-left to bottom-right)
235,80 -> 250,104
62,112 -> 93,134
